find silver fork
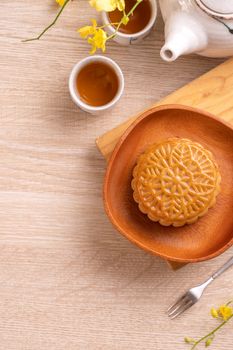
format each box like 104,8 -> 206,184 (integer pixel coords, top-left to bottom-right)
167,256 -> 233,319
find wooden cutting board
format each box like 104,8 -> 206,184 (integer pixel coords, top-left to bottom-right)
96,58 -> 233,270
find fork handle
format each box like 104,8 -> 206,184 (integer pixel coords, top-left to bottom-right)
211,256 -> 233,280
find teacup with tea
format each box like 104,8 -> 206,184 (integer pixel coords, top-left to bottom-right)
69,56 -> 124,114
101,0 -> 157,45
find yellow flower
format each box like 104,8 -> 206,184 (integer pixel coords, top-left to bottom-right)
56,0 -> 65,6
218,305 -> 233,321
78,19 -> 107,54
88,28 -> 107,54
115,0 -> 125,11
89,0 -> 125,12
78,19 -> 97,38
211,308 -> 219,319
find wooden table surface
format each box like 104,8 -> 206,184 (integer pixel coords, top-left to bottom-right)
1,1 -> 233,349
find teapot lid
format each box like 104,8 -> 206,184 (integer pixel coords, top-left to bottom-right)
195,0 -> 233,19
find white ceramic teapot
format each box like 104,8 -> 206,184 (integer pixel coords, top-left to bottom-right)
159,0 -> 233,61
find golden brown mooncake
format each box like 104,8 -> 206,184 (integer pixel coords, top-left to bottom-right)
131,138 -> 221,227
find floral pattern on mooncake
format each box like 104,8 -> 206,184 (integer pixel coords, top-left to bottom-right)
131,138 -> 221,227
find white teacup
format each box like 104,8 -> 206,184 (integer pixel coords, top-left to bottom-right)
69,55 -> 124,114
101,0 -> 157,46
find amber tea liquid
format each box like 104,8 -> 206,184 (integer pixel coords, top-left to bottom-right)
109,0 -> 152,34
77,62 -> 119,107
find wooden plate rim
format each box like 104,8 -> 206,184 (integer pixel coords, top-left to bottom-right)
103,104 -> 233,263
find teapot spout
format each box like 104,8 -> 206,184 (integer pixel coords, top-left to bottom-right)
160,12 -> 208,62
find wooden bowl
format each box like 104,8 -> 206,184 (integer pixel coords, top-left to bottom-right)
104,105 -> 233,263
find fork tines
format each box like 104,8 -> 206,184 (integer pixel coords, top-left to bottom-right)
167,294 -> 195,319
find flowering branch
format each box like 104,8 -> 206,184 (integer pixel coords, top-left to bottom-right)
185,301 -> 233,349
23,0 -> 145,54
23,0 -> 71,42
78,0 -> 143,53
107,0 -> 143,40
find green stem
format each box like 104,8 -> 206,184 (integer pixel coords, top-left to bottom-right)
23,0 -> 71,42
191,314 -> 233,350
127,0 -> 143,18
99,22 -> 119,29
107,0 -> 143,40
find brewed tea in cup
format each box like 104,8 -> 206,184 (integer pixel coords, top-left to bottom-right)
77,61 -> 119,107
109,0 -> 152,34
101,0 -> 157,45
69,56 -> 124,114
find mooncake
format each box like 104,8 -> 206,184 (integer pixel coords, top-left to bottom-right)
131,138 -> 221,227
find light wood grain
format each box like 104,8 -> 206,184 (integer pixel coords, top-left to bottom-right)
0,1 -> 233,349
